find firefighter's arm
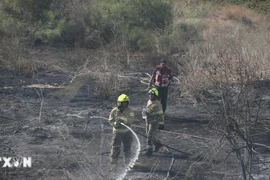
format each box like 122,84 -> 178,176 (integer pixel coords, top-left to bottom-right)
108,110 -> 121,127
168,69 -> 173,86
169,71 -> 173,80
115,111 -> 135,126
146,104 -> 159,122
149,68 -> 156,85
108,110 -> 115,126
149,74 -> 155,86
146,103 -> 156,115
168,80 -> 172,86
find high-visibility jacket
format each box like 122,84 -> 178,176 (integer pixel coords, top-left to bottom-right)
109,107 -> 135,133
146,99 -> 164,125
154,65 -> 172,88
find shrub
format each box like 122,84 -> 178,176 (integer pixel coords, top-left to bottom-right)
0,15 -> 27,37
0,37 -> 36,77
60,20 -> 85,47
0,0 -> 54,42
81,0 -> 172,51
155,19 -> 204,54
0,0 -> 53,23
127,28 -> 155,52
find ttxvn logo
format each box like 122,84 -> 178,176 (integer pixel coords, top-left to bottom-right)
0,157 -> 32,168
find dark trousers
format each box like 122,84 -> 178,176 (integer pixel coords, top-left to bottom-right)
158,87 -> 168,113
110,131 -> 133,162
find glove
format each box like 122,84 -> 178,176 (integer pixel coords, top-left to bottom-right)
168,80 -> 172,87
158,124 -> 164,130
142,108 -> 147,120
114,118 -> 124,127
148,83 -> 152,90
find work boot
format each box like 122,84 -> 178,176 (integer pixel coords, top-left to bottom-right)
109,158 -> 118,171
154,142 -> 163,152
123,155 -> 131,165
109,164 -> 117,171
144,147 -> 153,157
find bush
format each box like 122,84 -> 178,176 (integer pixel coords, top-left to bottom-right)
0,37 -> 36,77
127,28 -> 155,52
155,19 -> 204,54
0,0 -> 53,23
0,18 -> 25,37
81,0 -> 172,51
60,20 -> 85,47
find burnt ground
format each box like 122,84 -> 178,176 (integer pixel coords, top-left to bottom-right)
1,60 -> 270,180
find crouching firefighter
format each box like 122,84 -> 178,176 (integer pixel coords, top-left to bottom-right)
143,87 -> 164,156
108,94 -> 135,167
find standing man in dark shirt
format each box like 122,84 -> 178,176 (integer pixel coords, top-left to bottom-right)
149,59 -> 173,130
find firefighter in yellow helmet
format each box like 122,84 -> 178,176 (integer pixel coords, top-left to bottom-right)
143,87 -> 164,156
108,94 -> 135,167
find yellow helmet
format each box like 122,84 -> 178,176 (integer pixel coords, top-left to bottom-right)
117,94 -> 130,106
148,87 -> 159,97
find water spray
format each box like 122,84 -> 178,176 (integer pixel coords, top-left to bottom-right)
114,122 -> 141,180
89,116 -> 141,180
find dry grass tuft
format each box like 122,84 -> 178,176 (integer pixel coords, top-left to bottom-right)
180,5 -> 270,99
0,37 -> 37,77
219,5 -> 267,25
52,79 -> 87,101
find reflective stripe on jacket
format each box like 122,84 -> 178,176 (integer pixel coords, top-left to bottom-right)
146,99 -> 164,125
109,107 -> 135,133
154,65 -> 172,87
